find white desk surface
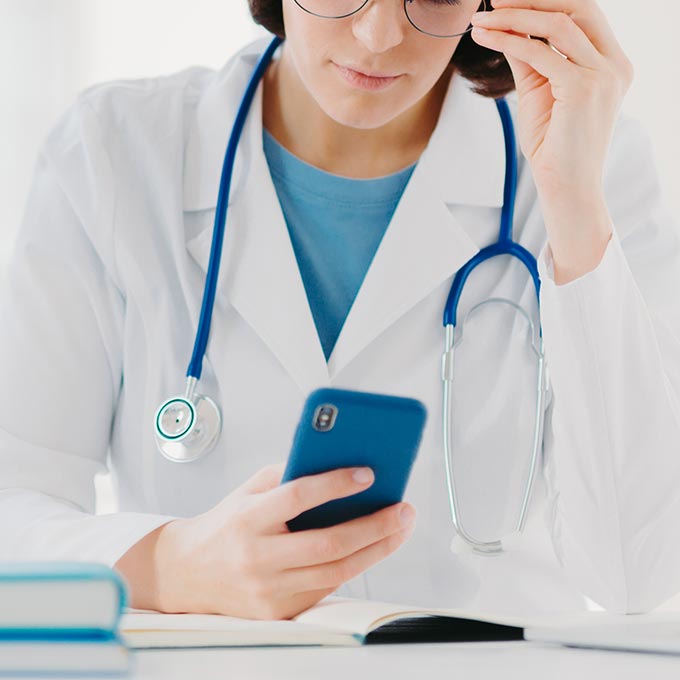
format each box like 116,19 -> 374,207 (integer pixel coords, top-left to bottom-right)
125,641 -> 680,679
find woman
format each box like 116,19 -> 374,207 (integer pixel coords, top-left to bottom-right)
1,0 -> 680,621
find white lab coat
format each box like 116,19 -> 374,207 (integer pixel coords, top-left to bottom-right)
2,37 -> 680,616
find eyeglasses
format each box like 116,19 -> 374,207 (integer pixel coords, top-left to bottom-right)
293,0 -> 489,39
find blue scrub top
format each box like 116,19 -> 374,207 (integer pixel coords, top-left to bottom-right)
263,129 -> 416,361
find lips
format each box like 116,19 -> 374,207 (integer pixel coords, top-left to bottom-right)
333,63 -> 402,91
341,63 -> 400,79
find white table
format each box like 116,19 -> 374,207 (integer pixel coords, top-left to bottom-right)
127,641 -> 680,679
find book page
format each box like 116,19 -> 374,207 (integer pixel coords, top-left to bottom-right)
122,596 -> 530,641
292,596 -> 525,636
293,597 -> 423,636
119,599 -> 679,648
298,598 -> 672,641
119,607 -> 357,648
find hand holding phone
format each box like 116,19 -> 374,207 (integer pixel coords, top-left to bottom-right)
147,462 -> 416,620
281,388 -> 427,531
139,388 -> 425,621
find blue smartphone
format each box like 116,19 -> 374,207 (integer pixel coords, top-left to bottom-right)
281,388 -> 427,532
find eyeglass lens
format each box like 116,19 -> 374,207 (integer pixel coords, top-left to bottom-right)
293,0 -> 488,39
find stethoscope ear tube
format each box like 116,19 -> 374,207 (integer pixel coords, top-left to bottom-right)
186,36 -> 284,383
154,37 -> 283,464
443,98 -> 544,555
442,319 -> 546,555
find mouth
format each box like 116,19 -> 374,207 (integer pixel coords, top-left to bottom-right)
332,63 -> 403,92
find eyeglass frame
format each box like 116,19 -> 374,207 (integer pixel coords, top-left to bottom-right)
292,0 -> 490,39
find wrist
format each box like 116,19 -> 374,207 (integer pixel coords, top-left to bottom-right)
153,518 -> 189,614
114,521 -> 174,612
537,190 -> 613,285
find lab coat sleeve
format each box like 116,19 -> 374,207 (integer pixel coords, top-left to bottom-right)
0,98 -> 179,567
537,113 -> 680,613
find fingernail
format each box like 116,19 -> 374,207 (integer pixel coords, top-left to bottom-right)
400,505 -> 415,527
352,467 -> 373,484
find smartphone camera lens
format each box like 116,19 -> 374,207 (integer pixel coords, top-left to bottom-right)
313,404 -> 338,432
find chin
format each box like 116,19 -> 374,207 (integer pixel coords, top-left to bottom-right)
318,96 -> 404,131
330,111 -> 394,130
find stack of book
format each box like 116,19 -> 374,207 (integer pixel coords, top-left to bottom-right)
0,562 -> 130,675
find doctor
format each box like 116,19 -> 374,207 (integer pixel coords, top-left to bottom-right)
2,0 -> 680,621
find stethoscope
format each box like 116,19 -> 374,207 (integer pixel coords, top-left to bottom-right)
154,36 -> 546,555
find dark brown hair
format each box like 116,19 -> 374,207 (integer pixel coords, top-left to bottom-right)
247,0 -> 515,98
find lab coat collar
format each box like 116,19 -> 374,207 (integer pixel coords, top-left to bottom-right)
183,39 -> 507,392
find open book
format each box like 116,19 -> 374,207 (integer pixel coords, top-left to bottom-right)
120,596 -> 528,648
121,596 -> 680,650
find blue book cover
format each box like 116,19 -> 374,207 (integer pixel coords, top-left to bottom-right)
0,562 -> 128,637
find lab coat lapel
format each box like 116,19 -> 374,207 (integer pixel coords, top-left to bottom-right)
224,104 -> 331,393
183,43 -> 509,390
183,42 -> 329,394
327,163 -> 478,377
328,72 -> 508,378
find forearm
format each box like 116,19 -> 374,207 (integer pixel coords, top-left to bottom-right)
538,230 -> 680,612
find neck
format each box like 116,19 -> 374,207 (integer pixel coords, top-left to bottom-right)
262,48 -> 452,179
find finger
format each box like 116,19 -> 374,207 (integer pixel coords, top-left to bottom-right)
249,467 -> 375,530
264,502 -> 416,569
233,463 -> 287,496
472,8 -> 601,68
490,0 -> 626,61
280,523 -> 416,593
472,26 -> 575,83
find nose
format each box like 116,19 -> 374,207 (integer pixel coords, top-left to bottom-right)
352,0 -> 406,54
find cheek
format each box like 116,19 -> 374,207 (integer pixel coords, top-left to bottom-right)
284,16 -> 333,96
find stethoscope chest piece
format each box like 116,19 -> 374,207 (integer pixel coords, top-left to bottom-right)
154,384 -> 222,463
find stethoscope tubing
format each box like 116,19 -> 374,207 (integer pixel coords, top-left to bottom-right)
156,37 -> 545,555
186,36 -> 284,381
441,99 -> 544,553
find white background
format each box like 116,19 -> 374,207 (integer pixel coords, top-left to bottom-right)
1,1 -> 680,609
